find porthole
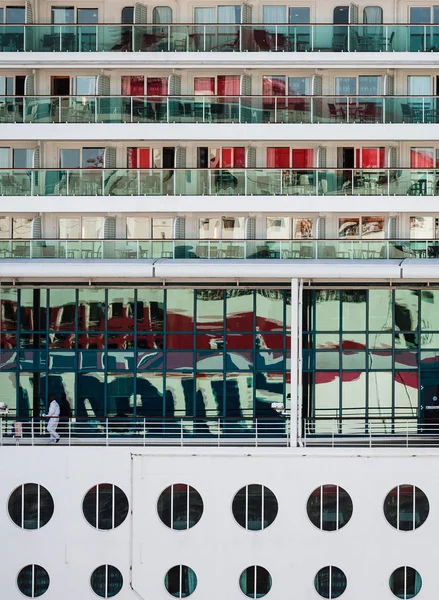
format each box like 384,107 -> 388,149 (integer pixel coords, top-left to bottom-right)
232,485 -> 278,531
239,566 -> 272,598
384,485 -> 429,531
157,484 -> 203,530
90,565 -> 123,598
165,565 -> 197,598
314,566 -> 347,599
389,566 -> 422,599
82,484 -> 129,530
17,565 -> 50,598
307,485 -> 352,531
8,484 -> 54,530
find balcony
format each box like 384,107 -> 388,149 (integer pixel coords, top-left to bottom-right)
2,95 -> 439,125
0,168 -> 437,197
1,239 -> 438,260
1,23 -> 439,53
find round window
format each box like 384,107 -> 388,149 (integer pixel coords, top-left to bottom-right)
9,484 -> 54,530
389,566 -> 422,599
157,484 -> 203,530
17,565 -> 50,598
91,565 -> 123,598
232,484 -> 278,531
314,566 -> 347,599
165,565 -> 197,598
83,484 -> 128,530
384,485 -> 429,531
307,485 -> 352,531
239,566 -> 272,598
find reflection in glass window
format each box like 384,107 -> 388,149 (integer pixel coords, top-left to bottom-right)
77,8 -> 98,23
82,148 -> 104,168
266,217 -> 289,239
82,483 -> 129,530
17,565 -> 50,598
127,217 -> 151,238
165,565 -> 197,598
338,216 -> 384,239
51,7 -> 74,23
307,485 -> 353,531
389,566 -> 422,599
239,566 -> 272,598
293,218 -> 314,239
90,565 -> 123,598
232,484 -> 278,530
157,483 -> 203,530
409,216 -> 437,239
6,6 -> 25,23
8,484 -> 54,530
314,566 -> 347,598
289,7 -> 310,22
384,485 -> 429,531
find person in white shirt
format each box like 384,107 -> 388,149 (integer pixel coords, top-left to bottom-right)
43,395 -> 61,443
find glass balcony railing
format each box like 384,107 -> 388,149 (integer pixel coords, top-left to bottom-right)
1,239 -> 438,260
0,168 -> 437,197
2,95 -> 439,124
2,23 -> 439,53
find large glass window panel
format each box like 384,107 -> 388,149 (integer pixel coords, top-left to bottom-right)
194,77 -> 215,95
288,77 -> 310,95
255,372 -> 284,414
152,218 -> 173,239
315,291 -> 340,331
196,290 -> 224,331
408,76 -> 431,95
289,7 -> 310,22
81,217 -> 105,239
293,218 -> 314,239
137,289 -> 164,332
395,371 -> 418,418
361,216 -> 384,238
314,372 -> 340,422
122,76 -> 144,96
77,8 -> 98,23
410,7 -> 431,23
410,216 -> 435,239
77,372 -> 104,417
76,76 -> 96,95
59,218 -> 80,239
0,371 -> 17,414
226,372 -> 253,417
12,218 -> 32,239
78,289 -> 106,331
342,290 -> 366,331
60,149 -> 80,169
153,6 -> 172,23
0,147 -> 10,168
335,77 -> 356,95
267,217 -> 289,239
51,7 -> 74,23
226,290 -> 253,331
217,5 -> 241,22
49,289 -> 76,331
167,290 -> 194,331
13,149 -> 33,168
420,290 -> 439,330
221,217 -> 245,239
107,373 -> 134,416
292,149 -> 313,168
0,217 -> 10,238
107,289 -> 135,331
267,147 -> 290,168
194,7 -> 215,22
136,372 -> 163,416
127,217 -> 151,238
262,75 -> 286,96
359,75 -> 382,95
394,290 -> 419,344
20,289 -> 47,331
263,5 -> 286,22
147,77 -> 168,95
410,147 -> 434,168
256,290 -> 284,331
199,218 -> 220,239
165,372 -> 194,417
368,290 -> 392,330
5,6 -> 25,22
363,6 -> 383,23
82,148 -> 104,168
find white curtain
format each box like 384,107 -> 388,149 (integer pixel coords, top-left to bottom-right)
194,7 -> 215,23
218,6 -> 241,23
363,6 -> 383,23
408,76 -> 431,96
153,6 -> 172,23
0,147 -> 10,168
263,5 -> 286,23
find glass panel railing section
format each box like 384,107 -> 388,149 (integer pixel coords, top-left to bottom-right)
1,239 -> 439,260
0,25 -> 24,51
0,169 -> 438,196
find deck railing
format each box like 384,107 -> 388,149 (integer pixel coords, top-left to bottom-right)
0,416 -> 291,446
1,95 -> 439,124
0,238 -> 438,260
0,168 -> 437,197
1,23 -> 439,53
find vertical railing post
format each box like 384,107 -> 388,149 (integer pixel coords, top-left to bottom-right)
68,418 -> 71,446
255,418 -> 258,447
406,420 -> 409,448
217,418 -> 220,447
180,420 -> 183,447
31,418 -> 34,446
0,417 -> 2,446
332,420 -> 335,448
385,25 -> 388,51
143,418 -> 146,447
166,96 -> 169,123
130,96 -> 133,123
274,96 -> 277,123
105,418 -> 109,446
